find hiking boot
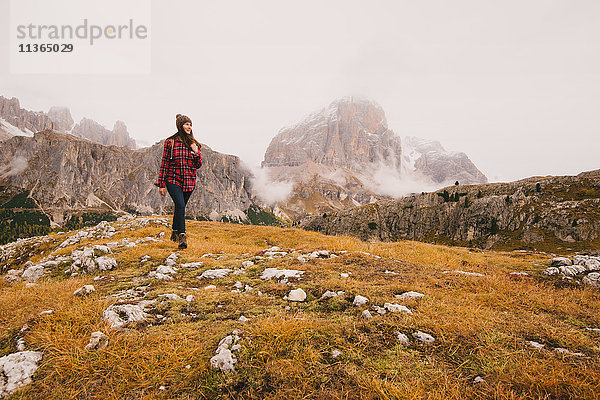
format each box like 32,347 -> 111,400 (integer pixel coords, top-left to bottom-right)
178,232 -> 188,249
170,230 -> 178,242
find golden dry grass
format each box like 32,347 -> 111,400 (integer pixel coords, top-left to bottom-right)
1,217 -> 599,399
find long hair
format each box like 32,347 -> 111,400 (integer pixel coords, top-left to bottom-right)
167,127 -> 201,149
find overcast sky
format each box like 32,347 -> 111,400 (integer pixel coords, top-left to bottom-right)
1,0 -> 599,182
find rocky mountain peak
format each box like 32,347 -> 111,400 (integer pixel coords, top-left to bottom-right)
72,118 -> 136,149
47,106 -> 74,131
262,96 -> 401,173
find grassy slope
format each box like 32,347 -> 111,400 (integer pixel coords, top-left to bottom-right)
1,218 -> 599,399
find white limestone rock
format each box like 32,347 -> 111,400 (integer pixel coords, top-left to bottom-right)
550,257 -> 572,267
573,255 -> 600,270
198,269 -> 232,279
158,293 -> 182,301
412,331 -> 435,344
84,331 -> 109,351
21,265 -> 44,282
287,288 -> 307,302
383,303 -> 412,314
361,310 -> 373,319
74,285 -> 95,297
395,291 -> 425,301
397,333 -> 410,346
583,272 -> 600,289
558,264 -> 587,276
260,268 -> 304,281
102,300 -> 155,330
0,351 -> 43,397
353,295 -> 369,306
241,261 -> 254,268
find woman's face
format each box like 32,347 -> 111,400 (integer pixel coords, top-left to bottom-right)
183,122 -> 192,134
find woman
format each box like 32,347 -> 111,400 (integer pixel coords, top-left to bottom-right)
155,114 -> 202,249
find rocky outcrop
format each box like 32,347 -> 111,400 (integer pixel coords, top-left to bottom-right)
263,96 -> 402,172
0,95 -> 136,149
47,106 -> 74,132
259,97 -> 487,220
402,136 -> 487,185
0,130 -> 261,225
0,96 -> 54,136
300,170 -> 600,251
72,118 -> 136,149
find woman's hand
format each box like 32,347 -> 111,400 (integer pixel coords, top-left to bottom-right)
191,143 -> 199,153
159,187 -> 166,196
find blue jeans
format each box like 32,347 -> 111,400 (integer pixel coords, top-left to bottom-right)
166,181 -> 193,233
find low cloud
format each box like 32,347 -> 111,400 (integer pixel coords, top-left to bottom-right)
246,164 -> 294,205
0,155 -> 28,179
363,163 -> 442,197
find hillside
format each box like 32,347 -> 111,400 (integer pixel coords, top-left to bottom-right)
1,217 -> 599,399
300,169 -> 600,252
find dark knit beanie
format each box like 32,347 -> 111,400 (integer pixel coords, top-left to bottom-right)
176,114 -> 192,131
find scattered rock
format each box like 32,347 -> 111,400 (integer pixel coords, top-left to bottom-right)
21,265 -> 44,282
204,285 -> 217,290
473,376 -> 486,384
84,331 -> 109,351
554,347 -> 585,357
164,253 -> 178,266
583,272 -> 600,289
395,291 -> 425,301
241,261 -> 254,268
383,303 -> 412,314
260,268 -> 304,281
321,290 -> 345,299
158,294 -> 182,301
331,349 -> 342,359
186,295 -> 195,303
397,333 -> 410,346
0,351 -> 43,398
551,257 -> 572,267
238,315 -> 249,323
527,340 -> 545,350
39,310 -> 53,316
74,285 -> 95,297
353,295 -> 369,306
210,332 -> 241,372
361,310 -> 373,319
412,331 -> 435,344
339,273 -> 350,278
102,300 -> 155,330
287,288 -> 307,302
198,269 -> 232,280
179,262 -> 203,269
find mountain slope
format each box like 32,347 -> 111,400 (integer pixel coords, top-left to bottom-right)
0,217 -> 598,398
301,169 -> 600,252
0,130 -> 269,229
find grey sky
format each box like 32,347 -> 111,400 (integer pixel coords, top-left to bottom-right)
1,0 -> 599,182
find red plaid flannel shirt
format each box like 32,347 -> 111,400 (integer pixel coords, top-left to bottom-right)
155,137 -> 202,191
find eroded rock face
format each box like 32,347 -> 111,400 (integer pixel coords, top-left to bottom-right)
301,170 -> 600,250
0,351 -> 43,397
259,97 -> 486,219
263,97 -> 401,172
0,131 -> 257,223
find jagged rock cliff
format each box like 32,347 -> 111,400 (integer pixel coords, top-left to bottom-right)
300,170 -> 600,251
0,95 -> 136,149
260,97 -> 487,220
0,96 -> 54,136
0,130 -> 260,225
263,97 -> 402,172
402,136 -> 487,185
71,118 -> 136,149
